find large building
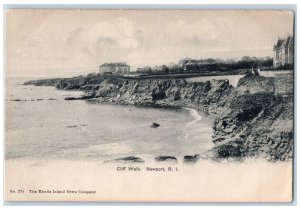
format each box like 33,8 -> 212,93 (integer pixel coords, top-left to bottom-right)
99,63 -> 130,74
273,36 -> 294,68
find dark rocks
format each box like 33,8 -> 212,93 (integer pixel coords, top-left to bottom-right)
222,121 -> 228,128
174,90 -> 181,101
105,156 -> 145,163
155,156 -> 177,162
81,95 -> 95,100
237,74 -> 275,94
65,97 -> 79,100
183,155 -> 199,163
66,125 -> 77,128
212,141 -> 247,159
150,123 -> 160,128
212,138 -> 225,144
152,88 -> 166,101
24,73 -> 293,162
64,95 -> 94,100
214,143 -> 245,159
24,78 -> 61,86
212,90 -> 293,161
66,124 -> 87,128
236,106 -> 263,122
79,84 -> 100,91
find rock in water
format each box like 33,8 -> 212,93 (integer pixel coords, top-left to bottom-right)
105,156 -> 144,163
65,97 -> 80,100
155,156 -> 177,162
150,123 -> 160,128
183,155 -> 199,163
66,125 -> 77,128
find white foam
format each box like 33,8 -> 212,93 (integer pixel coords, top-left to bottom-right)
183,107 -> 203,138
184,107 -> 202,128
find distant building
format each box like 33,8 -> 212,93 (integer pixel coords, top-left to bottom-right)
183,60 -> 197,71
178,58 -> 194,68
99,63 -> 130,74
179,58 -> 217,71
273,36 -> 294,68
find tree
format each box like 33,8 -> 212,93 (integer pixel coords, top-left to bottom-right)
161,65 -> 169,73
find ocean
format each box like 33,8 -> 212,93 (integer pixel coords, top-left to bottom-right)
5,77 -> 214,163
4,75 -> 292,202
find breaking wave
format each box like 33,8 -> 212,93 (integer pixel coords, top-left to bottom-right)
184,107 -> 202,138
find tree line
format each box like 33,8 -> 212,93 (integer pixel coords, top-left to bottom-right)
136,56 -> 281,74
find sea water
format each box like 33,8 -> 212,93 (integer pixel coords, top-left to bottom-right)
5,77 -> 292,202
5,77 -> 214,163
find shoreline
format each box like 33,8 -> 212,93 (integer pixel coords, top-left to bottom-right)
23,73 -> 294,162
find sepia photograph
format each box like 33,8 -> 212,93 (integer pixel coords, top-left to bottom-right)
4,9 -> 294,202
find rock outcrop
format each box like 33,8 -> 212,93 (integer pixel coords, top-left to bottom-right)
155,156 -> 178,162
24,73 -> 293,161
104,156 -> 145,163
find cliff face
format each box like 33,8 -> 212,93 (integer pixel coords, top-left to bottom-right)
90,78 -> 234,109
209,74 -> 293,161
211,92 -> 293,161
88,75 -> 293,161
236,73 -> 275,93
24,74 -> 293,161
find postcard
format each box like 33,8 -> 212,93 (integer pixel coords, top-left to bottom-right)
5,9 -> 294,202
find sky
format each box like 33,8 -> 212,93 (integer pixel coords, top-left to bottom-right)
5,10 -> 294,77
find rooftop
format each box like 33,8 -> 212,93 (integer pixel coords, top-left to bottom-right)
100,62 -> 130,67
274,36 -> 293,50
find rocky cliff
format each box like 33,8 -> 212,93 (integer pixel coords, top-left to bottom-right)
24,73 -> 293,161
